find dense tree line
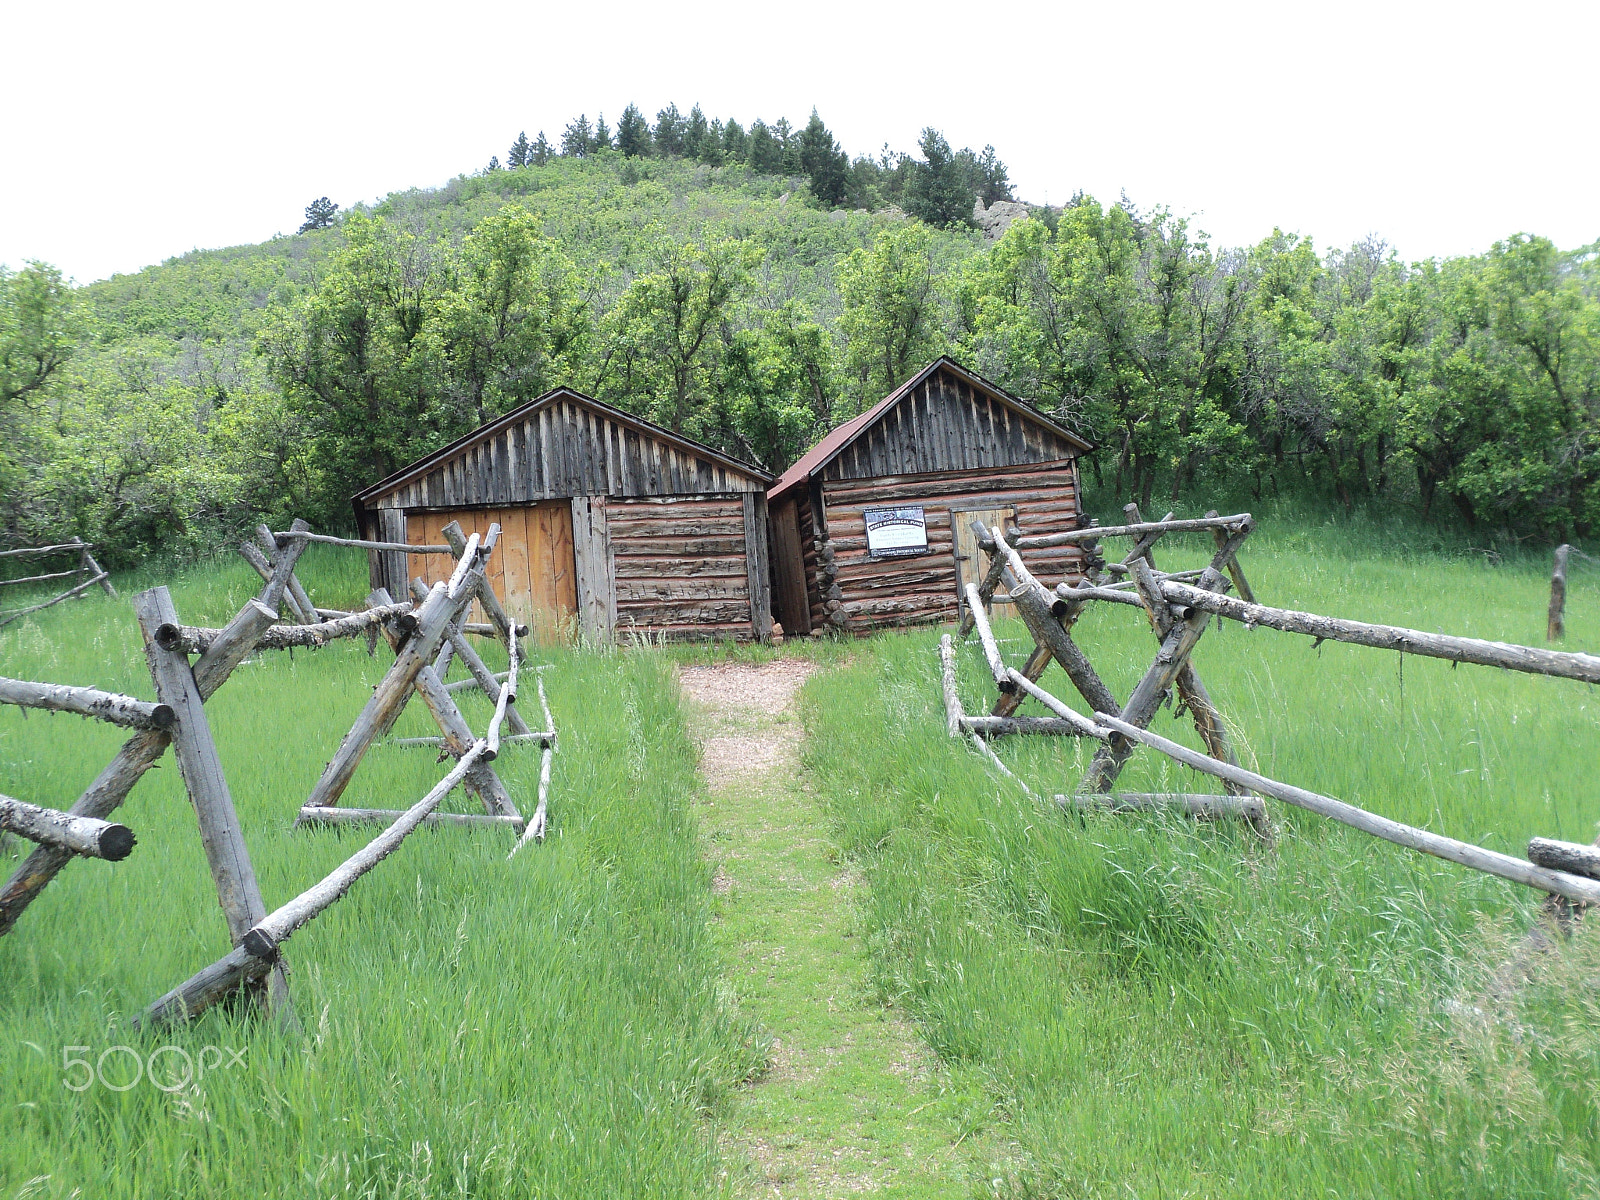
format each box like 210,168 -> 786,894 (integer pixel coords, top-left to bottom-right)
958,203 -> 1599,533
500,104 -> 1012,227
1,150 -> 1594,566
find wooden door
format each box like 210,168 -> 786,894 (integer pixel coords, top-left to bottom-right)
405,504 -> 578,646
951,504 -> 1017,619
767,495 -> 811,636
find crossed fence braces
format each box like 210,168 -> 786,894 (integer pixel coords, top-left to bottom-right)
0,519 -> 558,1028
944,504 -> 1600,912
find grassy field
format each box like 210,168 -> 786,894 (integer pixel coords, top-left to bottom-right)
2,508 -> 1598,1197
0,549 -> 762,1199
803,506 -> 1600,1197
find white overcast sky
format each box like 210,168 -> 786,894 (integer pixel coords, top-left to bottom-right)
3,0 -> 1595,284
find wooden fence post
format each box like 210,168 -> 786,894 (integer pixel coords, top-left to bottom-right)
135,587 -> 292,1019
0,589 -> 286,937
440,521 -> 522,649
1078,523 -> 1253,794
370,588 -> 521,821
255,525 -> 317,625
303,544 -> 491,810
1549,544 -> 1570,641
409,579 -> 532,737
70,537 -> 117,599
977,521 -> 1123,719
1204,510 -> 1255,603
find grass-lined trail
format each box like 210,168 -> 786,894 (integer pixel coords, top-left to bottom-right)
681,660 -> 992,1198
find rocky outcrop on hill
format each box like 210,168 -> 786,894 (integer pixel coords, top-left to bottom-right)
974,199 -> 1035,241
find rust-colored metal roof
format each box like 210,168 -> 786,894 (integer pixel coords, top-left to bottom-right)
768,357 -> 1091,502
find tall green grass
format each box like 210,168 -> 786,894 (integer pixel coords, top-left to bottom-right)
803,514 -> 1600,1197
0,549 -> 760,1198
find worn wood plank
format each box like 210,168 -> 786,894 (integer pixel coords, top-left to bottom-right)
743,492 -> 772,640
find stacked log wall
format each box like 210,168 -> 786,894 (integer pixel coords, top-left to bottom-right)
609,494 -> 756,641
818,461 -> 1085,632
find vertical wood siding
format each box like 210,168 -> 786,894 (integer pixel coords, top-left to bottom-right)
367,393 -> 766,512
405,505 -> 578,646
818,371 -> 1084,484
767,495 -> 811,636
570,496 -> 616,641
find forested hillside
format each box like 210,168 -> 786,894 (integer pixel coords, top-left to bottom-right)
2,104 -> 1595,566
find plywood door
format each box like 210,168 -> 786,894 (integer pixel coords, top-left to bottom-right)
405,505 -> 578,645
950,504 -> 1017,618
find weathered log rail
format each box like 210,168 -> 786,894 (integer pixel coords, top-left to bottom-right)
0,542 -> 98,559
0,676 -> 174,730
1013,512 -> 1252,550
0,793 -> 135,860
273,531 -> 452,554
946,506 -> 1257,837
0,539 -> 115,619
296,806 -> 522,831
946,502 -> 1600,913
509,671 -> 559,854
5,512 -> 550,1031
142,743 -> 489,1026
1058,792 -> 1267,821
0,534 -> 307,939
155,603 -> 417,654
0,546 -> 115,628
1148,578 -> 1600,685
1096,713 -> 1600,907
142,584 -> 537,1026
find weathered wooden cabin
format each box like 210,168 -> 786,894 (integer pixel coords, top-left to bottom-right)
353,387 -> 774,643
766,357 -> 1093,634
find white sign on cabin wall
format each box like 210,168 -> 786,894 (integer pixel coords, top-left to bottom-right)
864,506 -> 929,560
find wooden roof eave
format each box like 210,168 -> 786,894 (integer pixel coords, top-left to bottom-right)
767,356 -> 1093,502
351,387 -> 773,508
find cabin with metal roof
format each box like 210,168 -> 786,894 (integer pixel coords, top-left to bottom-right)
767,358 -> 1092,634
353,387 -> 774,643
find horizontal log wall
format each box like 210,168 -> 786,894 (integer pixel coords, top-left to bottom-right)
369,394 -> 766,511
817,462 -> 1085,631
609,495 -> 756,641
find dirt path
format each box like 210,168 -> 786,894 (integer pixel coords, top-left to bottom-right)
680,659 -> 985,1199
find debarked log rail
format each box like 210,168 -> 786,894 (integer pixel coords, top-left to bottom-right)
1142,580 -> 1600,685
155,603 -> 417,654
1093,713 -> 1600,908
140,743 -> 488,1027
0,676 -> 174,731
0,793 -> 135,860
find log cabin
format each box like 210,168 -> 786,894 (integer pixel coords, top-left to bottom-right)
352,387 -> 774,644
766,357 -> 1093,634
